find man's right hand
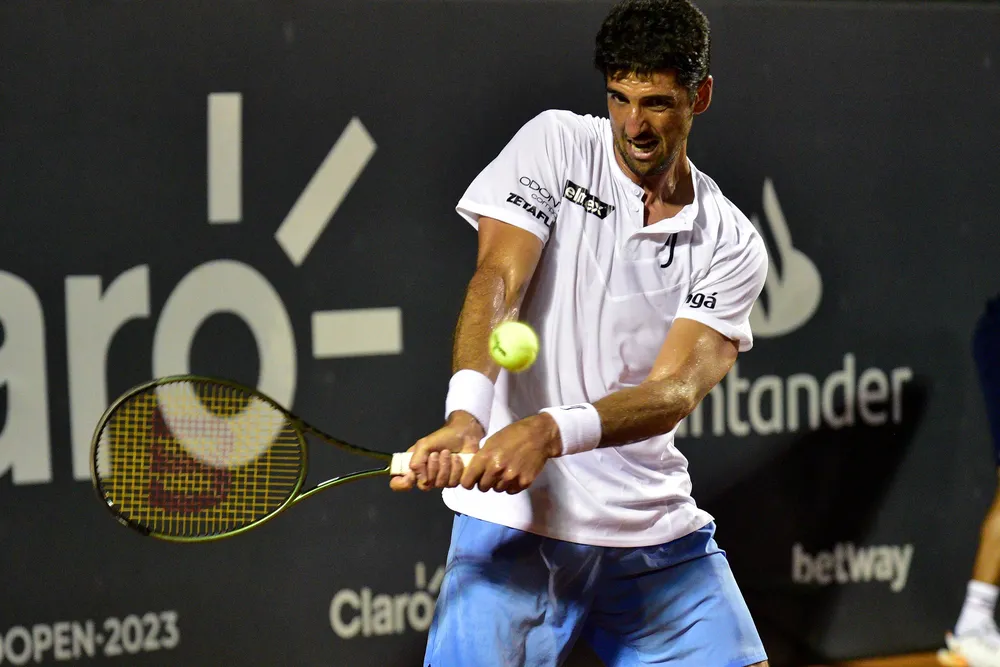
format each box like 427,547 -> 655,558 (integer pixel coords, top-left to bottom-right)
389,411 -> 485,492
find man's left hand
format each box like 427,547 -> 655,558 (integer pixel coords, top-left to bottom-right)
460,414 -> 562,493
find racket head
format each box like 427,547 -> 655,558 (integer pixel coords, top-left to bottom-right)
90,375 -> 308,542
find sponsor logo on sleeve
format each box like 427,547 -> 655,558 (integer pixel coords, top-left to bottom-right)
505,192 -> 552,227
518,176 -> 558,215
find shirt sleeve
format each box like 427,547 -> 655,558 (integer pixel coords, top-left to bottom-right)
456,110 -> 570,244
675,228 -> 769,352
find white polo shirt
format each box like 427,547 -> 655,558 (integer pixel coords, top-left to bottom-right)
441,109 -> 768,548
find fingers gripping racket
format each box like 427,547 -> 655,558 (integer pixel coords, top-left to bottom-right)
90,375 -> 471,542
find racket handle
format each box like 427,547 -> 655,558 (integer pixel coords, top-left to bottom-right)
389,452 -> 475,476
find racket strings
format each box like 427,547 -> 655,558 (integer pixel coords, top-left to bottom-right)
94,380 -> 303,538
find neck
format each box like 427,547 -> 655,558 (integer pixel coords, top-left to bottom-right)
615,142 -> 694,207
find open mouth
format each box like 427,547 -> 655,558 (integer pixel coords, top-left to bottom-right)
627,138 -> 658,160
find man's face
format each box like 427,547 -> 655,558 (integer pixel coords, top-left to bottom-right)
606,70 -> 712,180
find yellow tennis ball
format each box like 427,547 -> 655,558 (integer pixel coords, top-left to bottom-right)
489,321 -> 539,372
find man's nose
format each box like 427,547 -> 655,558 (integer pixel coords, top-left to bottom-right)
624,108 -> 650,138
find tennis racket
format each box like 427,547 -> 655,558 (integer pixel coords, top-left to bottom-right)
90,375 -> 472,543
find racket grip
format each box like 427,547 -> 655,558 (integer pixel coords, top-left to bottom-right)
389,452 -> 475,476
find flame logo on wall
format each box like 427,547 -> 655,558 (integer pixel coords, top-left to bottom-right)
749,179 -> 823,338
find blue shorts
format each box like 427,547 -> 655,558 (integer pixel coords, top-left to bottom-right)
974,297 -> 1000,467
423,514 -> 767,667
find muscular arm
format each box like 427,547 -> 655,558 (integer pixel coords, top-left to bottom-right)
451,217 -> 544,381
391,216 -> 543,491
460,317 -> 741,493
590,318 -> 739,447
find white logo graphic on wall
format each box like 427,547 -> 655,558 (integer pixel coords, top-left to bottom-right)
0,92 -> 403,486
749,178 -> 823,338
331,563 -> 444,639
792,542 -> 914,593
676,179 -> 914,439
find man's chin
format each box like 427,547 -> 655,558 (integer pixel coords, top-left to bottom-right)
616,142 -> 669,178
627,156 -> 668,178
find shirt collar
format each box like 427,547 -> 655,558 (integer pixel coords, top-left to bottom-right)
602,119 -> 700,235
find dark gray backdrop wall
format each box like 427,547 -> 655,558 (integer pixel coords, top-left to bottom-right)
1,1 -> 998,665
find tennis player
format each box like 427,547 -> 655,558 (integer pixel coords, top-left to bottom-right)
392,1 -> 769,664
940,297 -> 1000,667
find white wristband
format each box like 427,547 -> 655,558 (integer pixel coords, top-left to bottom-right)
444,369 -> 495,431
539,403 -> 602,456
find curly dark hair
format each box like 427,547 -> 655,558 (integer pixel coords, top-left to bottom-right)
594,0 -> 711,97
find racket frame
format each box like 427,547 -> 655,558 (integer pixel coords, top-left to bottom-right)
89,375 -> 395,543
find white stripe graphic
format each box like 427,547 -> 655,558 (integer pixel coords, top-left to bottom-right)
207,93 -> 242,224
275,118 -> 376,266
312,308 -> 402,358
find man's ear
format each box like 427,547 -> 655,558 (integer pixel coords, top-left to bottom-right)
693,75 -> 713,115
